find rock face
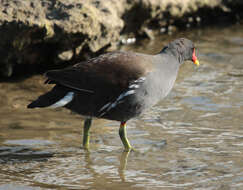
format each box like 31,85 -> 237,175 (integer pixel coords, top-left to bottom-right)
0,0 -> 242,77
0,0 -> 125,76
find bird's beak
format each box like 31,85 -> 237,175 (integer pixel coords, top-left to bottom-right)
192,48 -> 199,66
194,59 -> 199,66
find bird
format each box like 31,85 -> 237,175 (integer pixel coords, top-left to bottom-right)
27,38 -> 199,152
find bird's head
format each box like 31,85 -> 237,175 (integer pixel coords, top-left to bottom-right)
162,38 -> 199,66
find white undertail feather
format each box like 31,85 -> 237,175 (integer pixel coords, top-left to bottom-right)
49,92 -> 74,108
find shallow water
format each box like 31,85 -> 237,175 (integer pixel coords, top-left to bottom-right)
1,24 -> 243,190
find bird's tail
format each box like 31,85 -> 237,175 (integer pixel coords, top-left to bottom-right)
27,85 -> 74,109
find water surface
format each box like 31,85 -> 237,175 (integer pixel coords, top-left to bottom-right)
1,24 -> 243,189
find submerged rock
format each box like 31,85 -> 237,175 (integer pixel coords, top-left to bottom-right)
0,0 -> 242,77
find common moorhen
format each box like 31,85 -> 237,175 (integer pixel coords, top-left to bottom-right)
28,38 -> 199,151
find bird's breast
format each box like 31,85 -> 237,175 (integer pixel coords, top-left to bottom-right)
135,68 -> 178,108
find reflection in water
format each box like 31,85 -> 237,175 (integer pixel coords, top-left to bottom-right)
118,151 -> 130,182
1,24 -> 243,189
83,149 -> 131,183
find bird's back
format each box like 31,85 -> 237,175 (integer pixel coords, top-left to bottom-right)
28,51 -> 156,121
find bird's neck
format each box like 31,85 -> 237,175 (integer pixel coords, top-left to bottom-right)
159,46 -> 184,64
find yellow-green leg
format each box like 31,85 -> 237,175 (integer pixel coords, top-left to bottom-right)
119,122 -> 132,152
83,118 -> 92,149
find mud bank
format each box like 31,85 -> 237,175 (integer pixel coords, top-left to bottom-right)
0,0 -> 242,77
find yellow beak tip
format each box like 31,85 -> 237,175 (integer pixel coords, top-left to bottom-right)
194,60 -> 200,66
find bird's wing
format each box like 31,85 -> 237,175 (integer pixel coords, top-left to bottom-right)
45,51 -> 153,94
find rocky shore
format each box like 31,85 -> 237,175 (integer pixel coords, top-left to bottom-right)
0,0 -> 242,77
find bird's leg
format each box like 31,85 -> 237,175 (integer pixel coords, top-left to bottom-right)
119,121 -> 132,152
83,118 -> 92,149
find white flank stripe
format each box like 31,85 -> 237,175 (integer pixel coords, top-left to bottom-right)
110,102 -> 117,109
49,92 -> 74,108
116,94 -> 124,101
123,90 -> 135,97
129,84 -> 140,89
134,77 -> 146,83
99,102 -> 111,112
117,90 -> 135,101
99,89 -> 136,117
